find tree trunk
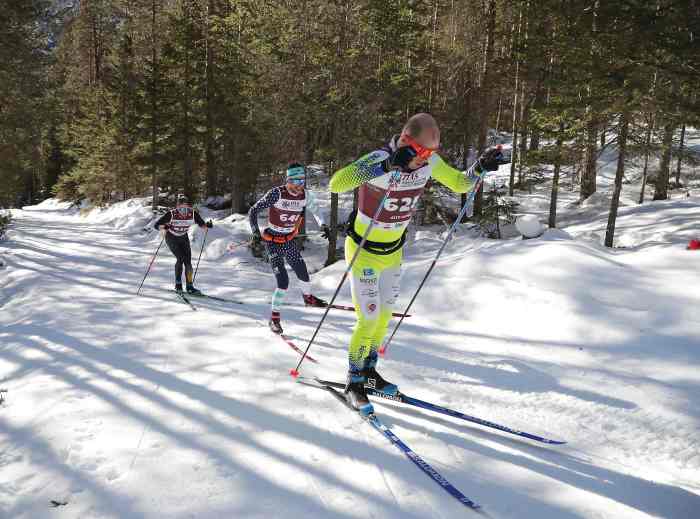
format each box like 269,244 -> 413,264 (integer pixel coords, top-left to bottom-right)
528,81 -> 545,151
653,121 -> 675,200
605,109 -> 629,248
675,122 -> 686,186
182,0 -> 193,200
326,191 -> 339,266
508,2 -> 523,196
580,0 -> 599,203
473,0 -> 497,219
638,113 -> 654,204
515,0 -> 530,187
580,118 -> 597,202
548,123 -> 564,228
150,0 -> 159,210
204,0 -> 217,198
639,71 -> 658,204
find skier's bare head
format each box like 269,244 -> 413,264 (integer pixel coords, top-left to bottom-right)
401,113 -> 440,148
398,113 -> 440,168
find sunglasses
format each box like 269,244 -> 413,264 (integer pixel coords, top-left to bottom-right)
403,134 -> 438,160
288,178 -> 306,186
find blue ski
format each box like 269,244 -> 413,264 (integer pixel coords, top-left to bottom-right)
299,378 -> 480,510
314,379 -> 565,445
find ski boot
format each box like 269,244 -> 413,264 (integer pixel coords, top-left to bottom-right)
269,312 -> 283,335
175,283 -> 184,293
344,371 -> 374,416
186,283 -> 202,296
303,294 -> 328,308
362,354 -> 398,396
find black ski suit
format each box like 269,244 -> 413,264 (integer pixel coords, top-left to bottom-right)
154,209 -> 206,284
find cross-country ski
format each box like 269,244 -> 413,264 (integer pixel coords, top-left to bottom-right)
298,377 -> 481,510
2,4 -> 699,517
307,378 -> 565,445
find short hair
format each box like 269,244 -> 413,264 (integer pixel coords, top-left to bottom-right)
402,113 -> 439,138
287,162 -> 304,170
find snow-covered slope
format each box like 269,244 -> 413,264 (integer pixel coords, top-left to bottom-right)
1,186 -> 699,517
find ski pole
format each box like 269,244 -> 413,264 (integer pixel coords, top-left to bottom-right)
290,171 -> 402,378
193,227 -> 208,283
380,162 -> 492,358
136,235 -> 165,295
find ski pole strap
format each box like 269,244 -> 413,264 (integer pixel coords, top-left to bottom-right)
345,210 -> 406,255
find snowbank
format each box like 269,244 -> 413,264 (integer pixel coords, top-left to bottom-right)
79,198 -> 155,233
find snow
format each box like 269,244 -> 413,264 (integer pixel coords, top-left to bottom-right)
2,146 -> 700,517
515,214 -> 544,238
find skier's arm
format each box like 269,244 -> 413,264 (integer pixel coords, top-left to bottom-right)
430,154 -> 477,194
248,189 -> 280,234
193,210 -> 206,227
304,191 -> 327,227
329,150 -> 391,194
154,211 -> 172,230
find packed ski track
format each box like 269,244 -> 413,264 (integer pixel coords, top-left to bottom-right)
2,177 -> 700,517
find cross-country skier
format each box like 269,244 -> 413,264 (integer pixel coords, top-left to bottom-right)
329,113 -> 506,415
154,195 -> 213,295
249,163 -> 331,334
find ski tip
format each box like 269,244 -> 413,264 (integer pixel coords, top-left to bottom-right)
289,369 -> 300,378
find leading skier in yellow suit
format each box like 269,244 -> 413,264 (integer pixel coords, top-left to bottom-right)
330,113 -> 506,415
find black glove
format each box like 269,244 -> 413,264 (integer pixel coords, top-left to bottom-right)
476,146 -> 509,173
320,224 -> 331,240
206,220 -> 213,228
381,146 -> 417,172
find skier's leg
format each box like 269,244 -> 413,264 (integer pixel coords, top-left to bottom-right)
183,238 -> 194,285
371,262 -> 402,355
346,238 -> 383,373
165,233 -> 184,288
178,237 -> 202,295
363,255 -> 402,395
267,242 -> 289,333
344,236 -> 384,414
283,240 -> 327,306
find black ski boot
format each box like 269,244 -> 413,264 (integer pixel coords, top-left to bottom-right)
269,312 -> 283,335
303,294 -> 328,308
363,354 -> 398,395
344,371 -> 374,416
186,284 -> 202,296
175,283 -> 184,293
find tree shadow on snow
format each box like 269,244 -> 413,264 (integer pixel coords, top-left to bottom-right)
0,325 -> 434,519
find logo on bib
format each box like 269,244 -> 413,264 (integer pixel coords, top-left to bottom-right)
367,303 -> 377,313
363,268 -> 374,277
